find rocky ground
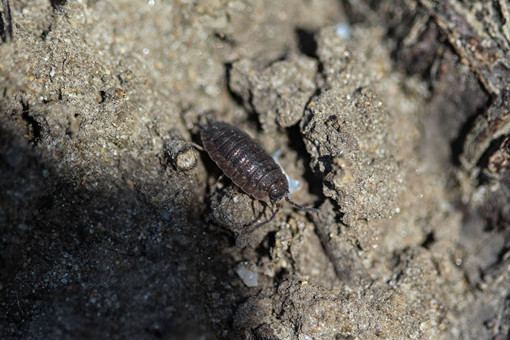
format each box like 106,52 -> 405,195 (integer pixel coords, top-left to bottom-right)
1,0 -> 510,339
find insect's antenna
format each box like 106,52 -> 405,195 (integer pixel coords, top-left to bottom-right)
285,194 -> 319,215
247,203 -> 280,234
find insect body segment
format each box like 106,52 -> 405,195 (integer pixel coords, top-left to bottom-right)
201,122 -> 288,202
200,120 -> 317,230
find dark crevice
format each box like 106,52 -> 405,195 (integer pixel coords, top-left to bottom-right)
224,62 -> 246,109
213,31 -> 236,47
286,125 -> 323,206
50,0 -> 67,10
0,0 -> 13,44
273,266 -> 289,284
256,231 -> 276,258
482,206 -> 510,233
479,242 -> 510,279
294,27 -> 324,79
493,245 -> 510,268
295,28 -> 318,59
99,90 -> 106,103
21,102 -> 42,144
475,134 -> 510,185
450,100 -> 492,167
491,1 -> 505,24
40,24 -> 53,41
421,231 -> 436,249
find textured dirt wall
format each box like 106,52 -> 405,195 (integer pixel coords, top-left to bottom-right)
1,0 -> 509,339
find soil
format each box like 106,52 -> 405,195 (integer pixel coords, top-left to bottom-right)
1,0 -> 510,339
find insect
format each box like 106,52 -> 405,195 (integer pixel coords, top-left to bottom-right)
200,119 -> 318,231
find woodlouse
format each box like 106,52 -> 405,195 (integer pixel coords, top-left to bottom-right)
200,120 -> 317,230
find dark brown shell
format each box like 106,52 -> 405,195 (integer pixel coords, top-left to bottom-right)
201,121 -> 289,202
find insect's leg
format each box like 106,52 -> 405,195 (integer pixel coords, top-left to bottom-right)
190,141 -> 204,151
209,173 -> 226,194
246,202 -> 280,234
285,194 -> 319,215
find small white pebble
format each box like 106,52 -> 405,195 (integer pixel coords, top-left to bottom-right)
235,262 -> 258,287
335,23 -> 351,38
